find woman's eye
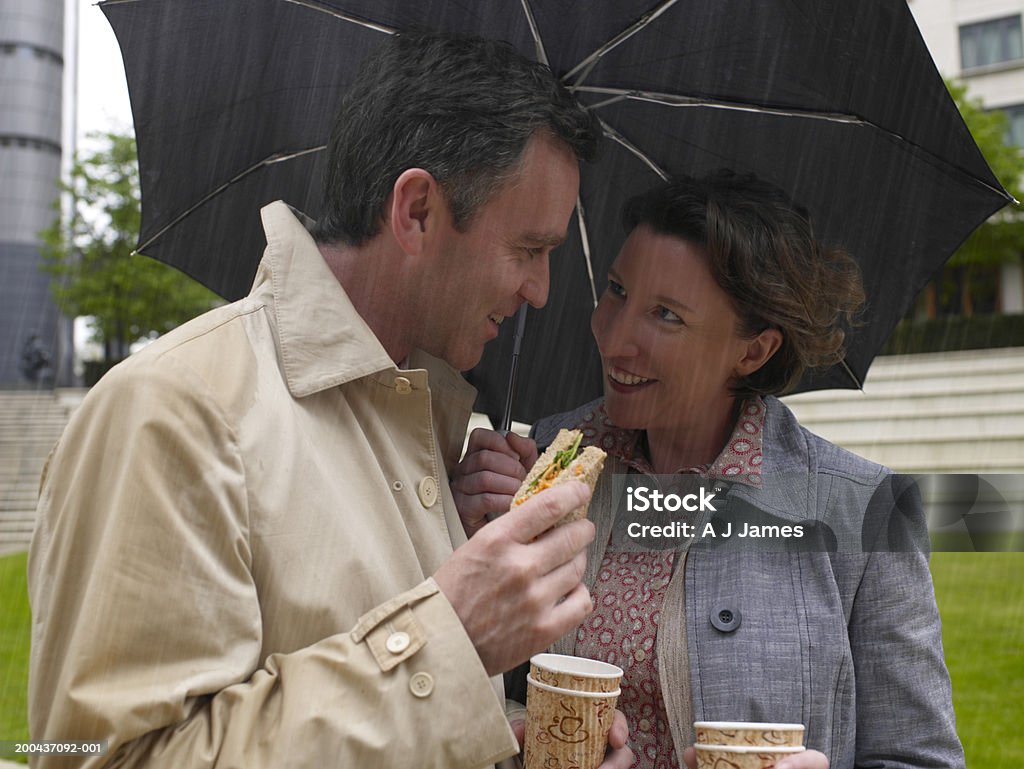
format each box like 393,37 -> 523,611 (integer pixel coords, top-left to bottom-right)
657,307 -> 683,324
607,279 -> 626,298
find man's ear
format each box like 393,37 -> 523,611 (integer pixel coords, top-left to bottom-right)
735,327 -> 783,377
388,168 -> 441,256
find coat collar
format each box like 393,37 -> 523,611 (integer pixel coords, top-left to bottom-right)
727,395 -> 815,522
250,201 -> 475,409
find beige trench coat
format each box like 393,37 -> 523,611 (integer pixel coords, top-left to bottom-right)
28,203 -> 519,768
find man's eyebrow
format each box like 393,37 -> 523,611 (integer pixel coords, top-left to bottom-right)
520,232 -> 567,247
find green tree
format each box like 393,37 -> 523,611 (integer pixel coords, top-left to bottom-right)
40,131 -> 220,365
934,81 -> 1024,317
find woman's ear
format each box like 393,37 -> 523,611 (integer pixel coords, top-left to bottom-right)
387,168 -> 440,256
735,327 -> 783,377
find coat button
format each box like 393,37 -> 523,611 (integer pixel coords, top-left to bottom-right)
395,376 -> 412,394
409,671 -> 434,698
710,604 -> 741,633
386,631 -> 411,654
417,476 -> 438,508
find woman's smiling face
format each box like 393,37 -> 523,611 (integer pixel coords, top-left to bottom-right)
590,225 -> 758,437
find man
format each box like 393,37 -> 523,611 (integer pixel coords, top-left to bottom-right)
28,33 -> 629,768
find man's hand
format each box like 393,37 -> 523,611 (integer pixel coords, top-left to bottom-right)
511,708 -> 633,769
434,481 -> 594,676
682,746 -> 828,769
451,429 -> 539,537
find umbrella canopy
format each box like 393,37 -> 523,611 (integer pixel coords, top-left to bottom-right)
103,0 -> 1012,425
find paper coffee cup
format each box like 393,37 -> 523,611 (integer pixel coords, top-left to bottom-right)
695,744 -> 806,769
523,675 -> 620,769
530,653 -> 623,693
694,721 -> 805,747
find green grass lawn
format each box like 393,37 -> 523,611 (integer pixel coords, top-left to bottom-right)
0,551 -> 1020,765
0,551 -> 31,763
931,552 -> 1024,767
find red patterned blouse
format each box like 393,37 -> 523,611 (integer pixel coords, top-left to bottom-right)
571,398 -> 766,769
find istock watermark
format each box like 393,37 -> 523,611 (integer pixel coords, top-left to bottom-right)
613,472 -> 1024,553
625,485 -> 719,514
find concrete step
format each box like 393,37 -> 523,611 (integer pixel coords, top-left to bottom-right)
1,492 -> 39,505
796,412 -> 1024,444
0,416 -> 63,424
0,435 -> 61,446
0,436 -> 59,447
0,475 -> 43,489
1,484 -> 40,496
0,525 -> 36,539
0,471 -> 46,483
0,406 -> 68,413
860,347 -> 1024,377
0,409 -> 71,421
0,471 -> 51,486
820,436 -> 1024,474
783,389 -> 1024,420
0,422 -> 68,433
784,347 -> 1024,473
0,449 -> 57,464
790,370 -> 1024,400
0,390 -> 76,554
0,514 -> 36,527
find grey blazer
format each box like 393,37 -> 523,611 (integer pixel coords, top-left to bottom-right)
532,395 -> 964,769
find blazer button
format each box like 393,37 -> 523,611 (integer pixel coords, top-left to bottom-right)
386,631 -> 411,654
418,476 -> 438,508
409,671 -> 434,698
395,376 -> 413,394
710,604 -> 741,633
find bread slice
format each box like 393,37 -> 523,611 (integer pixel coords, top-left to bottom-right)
510,429 -> 606,525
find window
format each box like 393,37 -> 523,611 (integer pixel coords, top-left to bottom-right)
960,15 -> 1023,70
0,43 -> 61,64
1003,104 -> 1024,147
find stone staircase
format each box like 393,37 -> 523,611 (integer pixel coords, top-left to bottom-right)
782,347 -> 1024,474
0,389 -> 84,556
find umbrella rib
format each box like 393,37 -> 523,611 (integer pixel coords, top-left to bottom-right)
582,87 -> 1015,200
838,358 -> 863,390
563,0 -> 683,86
575,196 -> 599,308
518,0 -> 550,66
577,86 -> 868,125
281,0 -> 397,34
134,146 -> 325,255
599,118 -> 669,181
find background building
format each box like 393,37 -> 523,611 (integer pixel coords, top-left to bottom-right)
0,0 -> 72,387
780,1 -> 1024,476
909,0 -> 1024,317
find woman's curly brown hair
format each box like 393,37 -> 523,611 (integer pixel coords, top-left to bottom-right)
623,170 -> 865,397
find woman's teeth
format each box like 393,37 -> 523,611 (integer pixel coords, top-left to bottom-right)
609,368 -> 651,386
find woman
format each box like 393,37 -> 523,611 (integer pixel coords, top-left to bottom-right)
452,170 -> 963,769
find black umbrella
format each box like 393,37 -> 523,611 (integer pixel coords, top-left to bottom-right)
102,0 -> 1012,426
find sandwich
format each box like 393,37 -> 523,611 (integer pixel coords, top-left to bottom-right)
510,429 -> 606,525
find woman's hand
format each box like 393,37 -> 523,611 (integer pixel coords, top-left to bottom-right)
510,709 -> 633,769
451,428 -> 539,537
682,746 -> 828,769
